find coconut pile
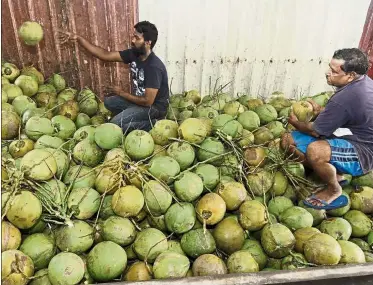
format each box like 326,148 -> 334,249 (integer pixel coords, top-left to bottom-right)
1,62 -> 373,285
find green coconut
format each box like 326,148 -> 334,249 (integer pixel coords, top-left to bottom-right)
167,240 -> 185,255
94,166 -> 121,195
239,200 -> 268,231
63,165 -> 96,189
2,102 -> 15,112
178,97 -> 195,112
212,115 -> 243,138
166,105 -> 179,121
319,217 -> 352,240
246,169 -> 273,196
102,216 -> 136,246
133,228 -> 168,262
292,101 -> 314,122
150,120 -> 178,146
281,252 -> 309,270
14,75 -> 38,96
253,127 -> 274,145
93,123 -> 122,150
48,252 -> 84,285
180,228 -> 216,258
35,92 -> 56,109
9,138 -> 34,159
97,195 -> 115,220
34,136 -> 63,150
78,98 -> 98,117
294,227 -> 321,253
38,84 -> 57,95
213,217 -> 245,254
164,202 -> 195,234
147,215 -> 167,232
266,121 -> 286,138
215,181 -> 247,211
261,223 -> 296,258
148,156 -> 180,184
67,187 -> 100,219
73,139 -> 104,167
244,147 -> 267,167
21,107 -> 48,125
2,249 -> 35,285
368,231 -> 373,248
57,88 -> 76,102
167,142 -> 195,171
269,96 -> 292,112
246,98 -> 263,110
20,149 -> 57,180
25,117 -> 54,141
20,234 -> 56,270
350,186 -> 373,214
344,210 -> 372,238
21,66 -> 44,85
298,201 -> 327,226
227,250 -> 259,273
194,163 -> 219,191
153,252 -> 190,279
223,101 -> 245,116
2,111 -> 21,140
268,197 -> 294,219
185,89 -> 201,104
112,185 -> 144,217
255,104 -> 278,125
174,171 -> 203,202
75,113 -> 91,128
304,233 -> 341,265
73,125 -> 96,142
196,193 -> 226,225
29,269 -> 51,285
238,129 -> 255,148
18,21 -> 43,45
12,95 -> 37,115
2,63 -> 20,81
3,84 -> 23,101
338,240 -> 366,264
36,179 -> 67,205
143,180 -> 172,216
2,221 -> 22,252
57,100 -> 79,121
219,153 -> 240,177
240,239 -> 267,270
197,137 -> 225,165
178,118 -> 207,144
56,220 -> 94,254
351,171 -> 373,187
284,162 -> 305,178
104,147 -> 127,162
47,74 -> 66,93
51,115 -> 76,139
350,238 -> 371,251
279,206 -> 314,231
270,171 -> 288,196
327,191 -> 351,217
192,254 -> 227,276
193,106 -> 218,119
124,261 -> 152,282
124,130 -> 154,160
311,92 -> 330,107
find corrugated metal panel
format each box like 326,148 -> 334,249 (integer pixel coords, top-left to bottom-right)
139,0 -> 371,99
1,0 -> 138,96
360,0 -> 373,79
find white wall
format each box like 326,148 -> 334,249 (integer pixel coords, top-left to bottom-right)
139,0 -> 370,99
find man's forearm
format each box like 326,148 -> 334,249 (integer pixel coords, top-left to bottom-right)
290,121 -> 320,137
117,91 -> 151,107
77,37 -> 111,61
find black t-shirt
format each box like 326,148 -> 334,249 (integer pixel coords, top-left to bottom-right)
119,49 -> 169,113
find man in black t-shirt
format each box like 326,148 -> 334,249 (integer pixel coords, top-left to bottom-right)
58,21 -> 169,131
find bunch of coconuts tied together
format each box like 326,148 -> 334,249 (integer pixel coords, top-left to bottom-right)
1,60 -> 373,285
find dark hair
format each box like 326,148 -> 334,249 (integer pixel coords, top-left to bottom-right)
134,21 -> 158,49
332,48 -> 369,75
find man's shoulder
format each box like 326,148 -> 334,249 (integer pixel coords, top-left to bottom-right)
147,52 -> 167,71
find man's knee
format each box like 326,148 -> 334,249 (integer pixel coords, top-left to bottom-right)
306,140 -> 330,164
281,132 -> 295,150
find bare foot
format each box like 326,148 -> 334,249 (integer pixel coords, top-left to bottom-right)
307,185 -> 342,206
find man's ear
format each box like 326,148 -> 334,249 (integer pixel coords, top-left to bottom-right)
145,40 -> 152,48
348,71 -> 358,82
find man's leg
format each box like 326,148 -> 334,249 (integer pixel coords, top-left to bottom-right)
104,95 -> 134,115
281,132 -> 308,164
306,140 -> 342,205
110,105 -> 161,133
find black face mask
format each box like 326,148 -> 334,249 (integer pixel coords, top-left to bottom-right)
132,43 -> 147,57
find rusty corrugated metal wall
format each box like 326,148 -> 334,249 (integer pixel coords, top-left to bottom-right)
1,0 -> 138,96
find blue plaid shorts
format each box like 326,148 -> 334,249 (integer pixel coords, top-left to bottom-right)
291,131 -> 364,176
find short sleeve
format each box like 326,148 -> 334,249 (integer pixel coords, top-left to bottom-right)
313,101 -> 350,137
119,49 -> 136,64
144,66 -> 162,89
